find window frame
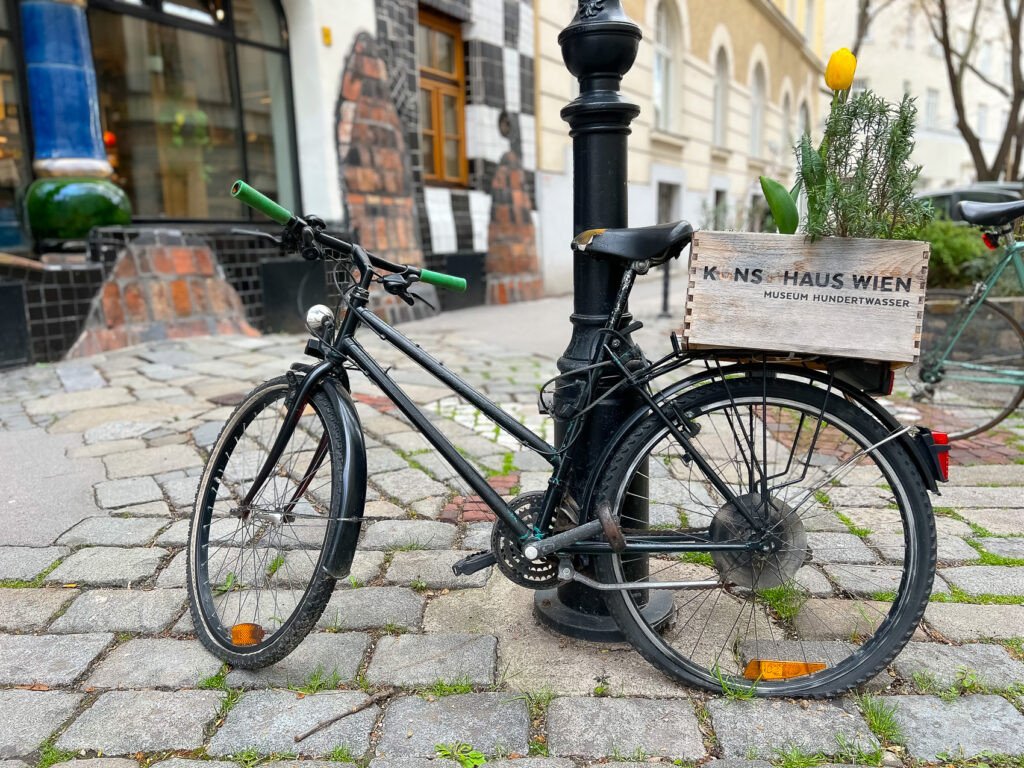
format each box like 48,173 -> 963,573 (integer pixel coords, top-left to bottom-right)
86,0 -> 301,222
652,0 -> 677,134
749,63 -> 766,158
418,8 -> 467,187
712,47 -> 730,149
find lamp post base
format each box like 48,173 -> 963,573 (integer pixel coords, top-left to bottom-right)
533,583 -> 673,642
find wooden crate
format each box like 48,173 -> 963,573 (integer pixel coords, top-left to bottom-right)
683,232 -> 930,363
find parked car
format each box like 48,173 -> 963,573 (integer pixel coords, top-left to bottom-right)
917,184 -> 1022,222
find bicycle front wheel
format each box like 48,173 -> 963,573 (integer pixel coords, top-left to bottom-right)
594,376 -> 935,698
186,376 -> 356,668
904,290 -> 1024,439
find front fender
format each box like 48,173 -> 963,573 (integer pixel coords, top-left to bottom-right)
319,375 -> 367,578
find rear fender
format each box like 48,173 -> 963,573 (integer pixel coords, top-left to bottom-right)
318,375 -> 367,578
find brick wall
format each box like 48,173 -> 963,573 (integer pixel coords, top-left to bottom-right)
68,242 -> 257,357
487,151 -> 541,304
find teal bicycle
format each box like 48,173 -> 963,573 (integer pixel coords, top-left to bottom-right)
907,199 -> 1024,439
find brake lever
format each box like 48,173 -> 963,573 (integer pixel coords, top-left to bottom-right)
381,273 -> 415,305
231,228 -> 283,246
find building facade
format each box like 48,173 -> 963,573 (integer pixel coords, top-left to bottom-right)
535,0 -> 827,294
1,0 -> 830,364
824,0 -> 1013,190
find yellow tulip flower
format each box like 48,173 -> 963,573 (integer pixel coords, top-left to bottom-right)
825,48 -> 857,91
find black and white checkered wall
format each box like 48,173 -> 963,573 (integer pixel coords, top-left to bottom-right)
374,0 -> 536,270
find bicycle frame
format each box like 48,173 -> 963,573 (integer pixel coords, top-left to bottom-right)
240,241 -> 758,558
924,236 -> 1024,388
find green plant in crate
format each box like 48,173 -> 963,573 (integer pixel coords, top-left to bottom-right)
761,47 -> 930,240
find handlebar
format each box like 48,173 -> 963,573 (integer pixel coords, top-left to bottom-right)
231,179 -> 467,293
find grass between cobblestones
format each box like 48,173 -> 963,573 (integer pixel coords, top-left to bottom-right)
35,735 -> 75,768
931,585 -> 1024,605
0,556 -> 64,588
856,693 -> 906,746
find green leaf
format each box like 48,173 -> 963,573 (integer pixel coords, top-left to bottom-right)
760,176 -> 799,235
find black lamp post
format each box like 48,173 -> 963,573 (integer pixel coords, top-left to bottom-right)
534,0 -> 673,640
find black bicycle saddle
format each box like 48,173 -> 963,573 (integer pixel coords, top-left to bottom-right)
572,220 -> 694,265
958,198 -> 1024,227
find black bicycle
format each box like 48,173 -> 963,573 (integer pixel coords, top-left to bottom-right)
186,181 -> 949,698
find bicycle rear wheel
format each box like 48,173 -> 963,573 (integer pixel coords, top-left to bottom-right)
594,376 -> 935,698
186,376 -> 356,668
903,290 -> 1024,439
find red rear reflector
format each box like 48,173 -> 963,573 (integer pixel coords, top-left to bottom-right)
232,623 -> 265,646
883,370 -> 895,396
932,432 -> 950,481
983,232 -> 1000,250
744,659 -> 826,680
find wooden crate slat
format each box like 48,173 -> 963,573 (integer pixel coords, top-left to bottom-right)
683,232 -> 930,363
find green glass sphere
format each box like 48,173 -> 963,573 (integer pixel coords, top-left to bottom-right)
26,178 -> 131,241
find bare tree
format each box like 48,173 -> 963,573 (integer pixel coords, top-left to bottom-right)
918,0 -> 1023,181
851,0 -> 901,57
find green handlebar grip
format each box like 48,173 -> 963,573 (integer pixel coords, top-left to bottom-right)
231,180 -> 293,225
420,269 -> 467,292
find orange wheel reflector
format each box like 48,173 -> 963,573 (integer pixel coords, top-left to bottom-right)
232,623 -> 265,646
744,659 -> 826,680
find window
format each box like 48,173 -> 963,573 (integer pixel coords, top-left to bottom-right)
749,63 -> 766,157
657,182 -> 679,224
653,1 -> 679,133
713,189 -> 727,230
88,0 -> 297,220
925,88 -> 939,128
904,6 -> 915,48
418,9 -> 466,185
712,47 -> 730,148
782,93 -> 792,150
798,101 -> 810,138
804,0 -> 815,39
0,1 -> 30,248
902,80 -> 912,95
977,104 -> 988,138
981,41 -> 992,75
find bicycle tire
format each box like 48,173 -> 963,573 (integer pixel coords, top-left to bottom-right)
593,376 -> 936,698
907,290 -> 1024,440
186,376 -> 354,668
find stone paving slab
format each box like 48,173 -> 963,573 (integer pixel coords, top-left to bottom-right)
25,387 -> 134,416
57,517 -> 168,548
806,532 -> 878,564
0,632 -> 112,686
376,693 -> 529,757
366,633 -> 496,686
940,565 -> 1024,596
936,487 -> 1024,508
50,588 -> 185,634
45,546 -> 169,587
0,546 -> 67,581
979,537 -> 1024,559
150,760 -> 236,768
85,638 -> 221,689
867,533 -> 979,563
57,690 -> 222,753
955,509 -> 1024,536
68,438 -> 147,459
0,690 -> 83,758
94,477 -> 163,509
462,522 -> 492,550
0,587 -> 79,632
891,694 -> 1024,760
84,421 -> 161,444
924,602 -> 1024,640
546,697 -> 705,760
385,550 -> 490,589
371,469 -> 450,505
224,632 -> 370,689
207,690 -> 378,757
823,564 -> 949,596
104,445 -> 203,480
316,587 -> 425,631
51,759 -> 137,768
359,520 -> 458,551
708,699 -> 877,759
893,641 -> 1024,689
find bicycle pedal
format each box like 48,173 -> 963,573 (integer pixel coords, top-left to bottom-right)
451,551 -> 497,577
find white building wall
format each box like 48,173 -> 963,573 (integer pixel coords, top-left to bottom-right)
281,0 -> 378,223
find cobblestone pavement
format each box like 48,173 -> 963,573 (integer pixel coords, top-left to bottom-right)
2,295 -> 1024,768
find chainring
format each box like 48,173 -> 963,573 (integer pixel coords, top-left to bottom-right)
709,491 -> 807,590
491,491 -> 563,589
